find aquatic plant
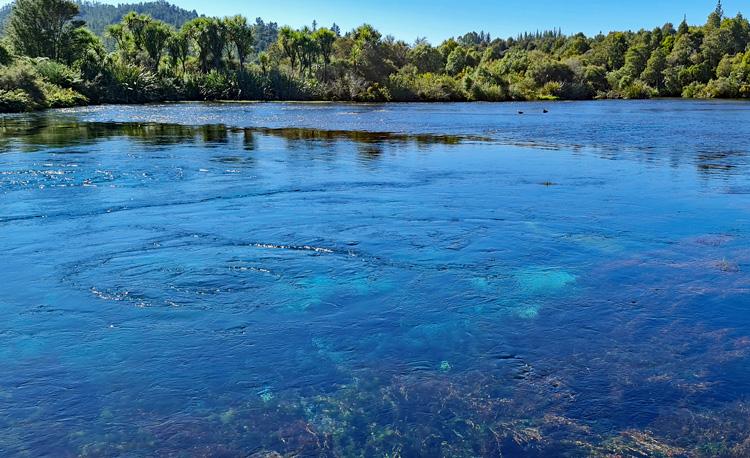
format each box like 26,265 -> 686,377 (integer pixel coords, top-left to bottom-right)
514,267 -> 577,296
258,387 -> 275,403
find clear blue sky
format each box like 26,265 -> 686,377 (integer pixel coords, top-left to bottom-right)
1,0 -> 742,43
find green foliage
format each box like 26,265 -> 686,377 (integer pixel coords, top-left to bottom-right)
408,44 -> 444,74
224,15 -> 254,68
0,59 -> 86,111
2,1 -> 750,112
34,58 -> 81,88
525,53 -> 574,86
108,61 -> 161,102
0,60 -> 45,106
41,81 -> 88,107
682,81 -> 707,98
192,69 -> 235,100
389,65 -> 464,101
0,88 -> 32,112
0,40 -> 12,65
445,46 -> 479,75
621,80 -> 655,99
642,48 -> 667,89
80,1 -> 196,36
142,19 -> 172,68
7,0 -> 87,63
166,29 -> 190,73
184,17 -> 227,73
312,28 -> 336,79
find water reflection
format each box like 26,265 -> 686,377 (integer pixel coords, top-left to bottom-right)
2,110 -> 748,179
0,116 -> 472,153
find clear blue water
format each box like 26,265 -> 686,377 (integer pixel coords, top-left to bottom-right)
1,100 -> 749,456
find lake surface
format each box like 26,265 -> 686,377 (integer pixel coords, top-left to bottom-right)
1,100 -> 749,456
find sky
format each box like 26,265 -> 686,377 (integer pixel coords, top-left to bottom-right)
0,0 -> 744,43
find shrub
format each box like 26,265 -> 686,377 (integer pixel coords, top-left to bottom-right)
356,82 -> 391,102
388,69 -> 464,102
0,60 -> 45,108
0,89 -> 33,112
107,61 -> 162,103
466,80 -> 509,102
621,80 -> 655,99
682,81 -> 707,98
199,70 -> 236,100
41,82 -> 88,108
0,41 -> 12,66
702,77 -> 740,98
34,59 -> 81,89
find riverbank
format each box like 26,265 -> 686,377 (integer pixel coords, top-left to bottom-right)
2,55 -> 749,115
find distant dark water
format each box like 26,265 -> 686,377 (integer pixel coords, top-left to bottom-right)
1,100 -> 749,456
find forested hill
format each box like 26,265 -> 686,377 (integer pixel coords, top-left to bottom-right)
0,1 -> 199,35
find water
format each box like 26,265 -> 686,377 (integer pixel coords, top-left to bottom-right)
1,100 -> 749,456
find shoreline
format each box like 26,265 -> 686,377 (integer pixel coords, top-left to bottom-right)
4,96 -> 748,117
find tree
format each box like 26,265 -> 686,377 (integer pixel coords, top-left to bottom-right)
622,43 -> 650,80
106,23 -> 131,53
166,30 -> 190,74
295,28 -> 317,77
446,46 -> 479,75
525,54 -> 574,85
601,32 -> 629,70
349,24 -> 393,82
225,15 -> 254,69
0,40 -> 13,66
278,26 -> 298,73
561,34 -> 590,57
641,47 -> 667,90
408,43 -> 444,73
258,51 -> 270,75
184,17 -> 227,72
59,27 -> 103,66
313,28 -> 336,80
124,13 -> 149,46
143,20 -> 173,70
678,17 -> 690,36
708,1 -> 724,29
7,0 -> 86,62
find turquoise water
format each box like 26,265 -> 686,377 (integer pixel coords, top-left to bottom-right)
1,100 -> 749,456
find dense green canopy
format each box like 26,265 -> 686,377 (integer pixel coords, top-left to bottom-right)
1,0 -> 750,112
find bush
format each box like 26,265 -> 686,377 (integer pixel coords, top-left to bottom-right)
34,59 -> 81,89
682,81 -> 707,98
702,77 -> 740,98
198,70 -> 236,100
356,82 -> 391,102
107,61 -> 162,103
621,80 -> 655,99
467,80 -> 509,101
41,82 -> 88,108
388,69 -> 464,102
0,61 -> 45,108
0,41 -> 12,66
0,89 -> 33,112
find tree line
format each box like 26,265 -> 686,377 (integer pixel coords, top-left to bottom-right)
1,0 -> 749,112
